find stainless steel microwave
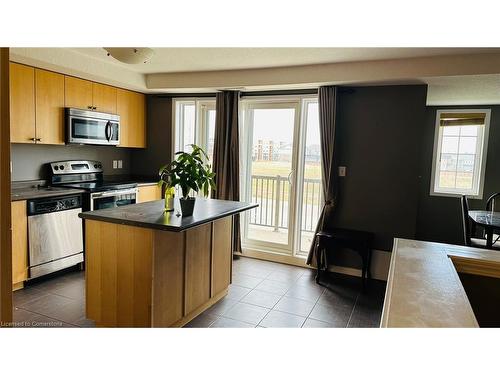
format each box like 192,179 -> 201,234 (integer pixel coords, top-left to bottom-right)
66,108 -> 120,146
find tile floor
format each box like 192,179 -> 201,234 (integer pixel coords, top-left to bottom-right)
187,256 -> 387,328
12,257 -> 386,328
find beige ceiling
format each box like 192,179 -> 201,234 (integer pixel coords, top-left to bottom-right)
70,47 -> 499,74
10,47 -> 500,105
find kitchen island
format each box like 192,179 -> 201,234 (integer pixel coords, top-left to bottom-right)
79,198 -> 257,327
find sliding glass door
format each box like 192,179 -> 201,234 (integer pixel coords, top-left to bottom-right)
241,97 -> 321,258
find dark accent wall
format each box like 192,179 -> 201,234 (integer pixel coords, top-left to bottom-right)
331,85 -> 428,251
130,95 -> 172,177
11,143 -> 132,181
416,105 -> 500,246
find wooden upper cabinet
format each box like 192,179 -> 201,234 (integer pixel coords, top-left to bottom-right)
117,88 -> 146,148
92,83 -> 117,113
35,69 -> 65,145
10,63 -> 36,143
65,76 -> 93,110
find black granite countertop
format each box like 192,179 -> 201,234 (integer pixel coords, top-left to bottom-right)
11,180 -> 86,201
79,198 -> 258,232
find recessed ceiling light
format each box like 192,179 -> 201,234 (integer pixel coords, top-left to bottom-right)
104,48 -> 154,64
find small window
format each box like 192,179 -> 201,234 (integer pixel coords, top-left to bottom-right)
430,109 -> 491,198
173,99 -> 215,158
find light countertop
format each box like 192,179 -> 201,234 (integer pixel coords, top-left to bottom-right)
381,238 -> 500,327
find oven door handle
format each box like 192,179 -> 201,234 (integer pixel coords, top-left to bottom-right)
91,188 -> 138,199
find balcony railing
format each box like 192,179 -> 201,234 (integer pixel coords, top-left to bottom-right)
248,175 -> 322,233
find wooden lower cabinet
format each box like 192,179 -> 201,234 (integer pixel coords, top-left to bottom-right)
11,201 -> 28,290
85,216 -> 233,327
137,185 -> 161,203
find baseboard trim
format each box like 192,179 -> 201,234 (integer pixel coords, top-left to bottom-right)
241,247 -> 390,281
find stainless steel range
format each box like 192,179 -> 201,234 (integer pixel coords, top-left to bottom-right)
49,160 -> 138,211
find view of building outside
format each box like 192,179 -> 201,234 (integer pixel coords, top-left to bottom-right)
438,125 -> 478,190
247,102 -> 322,255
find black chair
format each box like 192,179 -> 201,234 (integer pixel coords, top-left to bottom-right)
461,195 -> 500,249
485,192 -> 500,244
486,192 -> 500,212
315,228 -> 373,289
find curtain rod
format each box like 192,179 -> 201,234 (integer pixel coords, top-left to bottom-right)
152,87 -> 355,99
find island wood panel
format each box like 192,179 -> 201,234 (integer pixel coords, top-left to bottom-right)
85,220 -> 153,327
185,223 -> 212,313
9,62 -> 35,143
85,219 -> 102,322
64,76 -> 93,110
137,185 -> 161,203
211,217 -> 232,297
85,215 -> 233,327
11,200 -> 28,289
35,69 -> 65,145
151,230 -> 185,327
92,83 -> 117,113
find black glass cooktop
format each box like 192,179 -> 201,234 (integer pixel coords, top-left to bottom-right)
61,181 -> 137,193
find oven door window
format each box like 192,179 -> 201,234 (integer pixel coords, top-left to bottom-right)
92,194 -> 136,210
71,118 -> 106,140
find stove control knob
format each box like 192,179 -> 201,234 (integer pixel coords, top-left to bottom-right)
60,165 -> 65,170
94,164 -> 98,169
54,165 -> 59,171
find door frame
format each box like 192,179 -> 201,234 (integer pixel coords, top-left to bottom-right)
240,95 -> 316,257
0,47 -> 12,324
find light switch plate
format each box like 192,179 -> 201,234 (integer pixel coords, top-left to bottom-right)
113,160 -> 118,169
118,160 -> 123,169
338,166 -> 347,177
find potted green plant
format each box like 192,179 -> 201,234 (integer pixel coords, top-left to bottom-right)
158,144 -> 216,216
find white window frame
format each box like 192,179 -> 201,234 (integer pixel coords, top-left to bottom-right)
172,98 -> 216,161
430,108 -> 491,199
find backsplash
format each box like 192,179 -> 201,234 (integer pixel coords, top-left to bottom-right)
11,143 -> 132,181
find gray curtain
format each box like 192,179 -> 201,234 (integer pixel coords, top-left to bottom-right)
306,86 -> 339,266
212,91 -> 242,254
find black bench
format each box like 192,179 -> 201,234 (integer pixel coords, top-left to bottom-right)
315,228 -> 374,289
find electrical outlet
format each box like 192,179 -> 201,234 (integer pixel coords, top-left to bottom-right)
118,160 -> 123,169
338,166 -> 347,177
113,160 -> 118,169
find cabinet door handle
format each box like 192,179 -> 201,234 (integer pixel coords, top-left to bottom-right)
87,105 -> 93,109
29,137 -> 36,142
35,138 -> 41,142
93,106 -> 97,110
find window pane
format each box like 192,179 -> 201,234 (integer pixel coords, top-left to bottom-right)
441,136 -> 459,153
182,104 -> 195,152
247,107 -> 296,246
460,125 -> 478,136
440,154 -> 457,172
458,137 -> 477,154
443,126 -> 460,136
457,154 -> 474,172
207,109 -> 216,162
300,102 -> 322,254
439,171 -> 456,188
456,172 -> 473,189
